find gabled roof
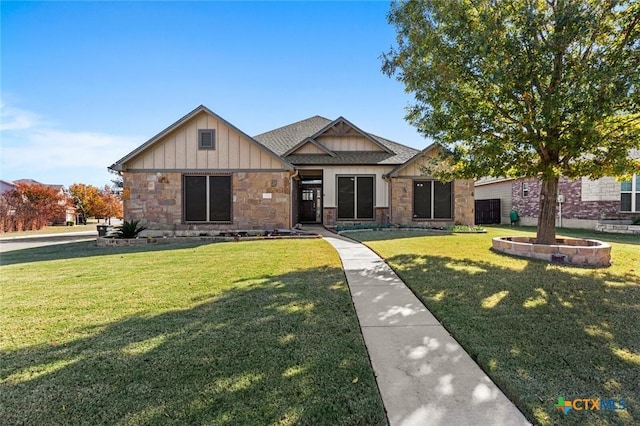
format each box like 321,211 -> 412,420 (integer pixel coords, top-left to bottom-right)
308,117 -> 394,154
254,116 -> 419,166
13,179 -> 64,191
254,116 -> 332,156
284,138 -> 336,157
384,144 -> 440,177
109,105 -> 293,171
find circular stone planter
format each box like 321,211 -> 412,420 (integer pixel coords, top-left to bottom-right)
492,236 -> 611,267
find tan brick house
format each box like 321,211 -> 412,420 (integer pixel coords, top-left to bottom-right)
109,105 -> 474,235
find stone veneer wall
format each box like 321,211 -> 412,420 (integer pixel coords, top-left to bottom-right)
390,177 -> 474,226
512,177 -> 628,227
322,207 -> 389,226
123,171 -> 290,233
492,236 -> 611,267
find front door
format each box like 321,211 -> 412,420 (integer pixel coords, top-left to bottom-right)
299,186 -> 321,223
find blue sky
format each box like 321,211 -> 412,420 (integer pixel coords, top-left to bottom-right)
1,1 -> 428,188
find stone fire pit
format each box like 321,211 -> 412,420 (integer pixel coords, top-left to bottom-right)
492,236 -> 611,267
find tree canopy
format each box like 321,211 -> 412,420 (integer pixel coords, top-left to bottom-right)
382,0 -> 640,243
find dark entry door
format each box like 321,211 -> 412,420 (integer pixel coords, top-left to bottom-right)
299,186 -> 321,222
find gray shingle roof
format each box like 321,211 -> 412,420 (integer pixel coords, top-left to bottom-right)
254,116 -> 419,166
254,116 -> 332,156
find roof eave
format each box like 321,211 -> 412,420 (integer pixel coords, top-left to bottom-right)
310,117 -> 395,154
384,143 -> 439,178
111,105 -> 294,172
283,138 -> 336,157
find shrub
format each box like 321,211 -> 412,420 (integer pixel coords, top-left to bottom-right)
116,220 -> 147,238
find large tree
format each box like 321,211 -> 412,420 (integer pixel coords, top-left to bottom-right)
383,0 -> 640,244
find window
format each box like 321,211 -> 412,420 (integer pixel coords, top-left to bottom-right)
198,129 -> 216,150
337,176 -> 374,220
621,174 -> 640,212
413,180 -> 452,219
522,182 -> 529,197
184,175 -> 231,222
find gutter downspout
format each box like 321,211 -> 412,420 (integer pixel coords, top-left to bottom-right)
383,174 -> 392,225
289,169 -> 299,229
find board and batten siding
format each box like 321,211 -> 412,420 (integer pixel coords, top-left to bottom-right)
394,150 -> 440,177
292,143 -> 326,155
125,112 -> 284,171
321,166 -> 393,208
316,135 -> 383,152
475,180 -> 513,224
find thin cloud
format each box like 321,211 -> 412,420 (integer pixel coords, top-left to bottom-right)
0,103 -> 140,185
0,102 -> 42,131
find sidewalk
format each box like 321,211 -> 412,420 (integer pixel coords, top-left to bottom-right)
316,229 -> 529,426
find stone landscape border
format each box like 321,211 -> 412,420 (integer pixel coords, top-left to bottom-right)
97,232 -> 321,247
492,236 -> 611,267
595,223 -> 640,234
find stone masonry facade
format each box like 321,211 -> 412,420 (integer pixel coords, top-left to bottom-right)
512,177 -> 628,224
389,177 -> 475,226
123,171 -> 290,235
322,207 -> 390,226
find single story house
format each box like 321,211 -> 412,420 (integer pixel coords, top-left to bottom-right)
109,105 -> 474,235
475,173 -> 640,228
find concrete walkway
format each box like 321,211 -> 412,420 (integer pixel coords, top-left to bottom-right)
315,229 -> 529,426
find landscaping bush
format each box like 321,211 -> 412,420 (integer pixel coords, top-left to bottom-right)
115,220 -> 147,238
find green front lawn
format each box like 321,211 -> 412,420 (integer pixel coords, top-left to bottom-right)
346,227 -> 639,426
0,240 -> 385,425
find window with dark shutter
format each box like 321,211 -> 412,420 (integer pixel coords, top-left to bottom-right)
198,129 -> 216,150
338,177 -> 355,219
209,175 -> 231,221
413,180 -> 452,219
184,176 -> 207,221
433,181 -> 452,218
184,174 -> 232,222
337,175 -> 374,220
357,177 -> 374,219
413,181 -> 432,219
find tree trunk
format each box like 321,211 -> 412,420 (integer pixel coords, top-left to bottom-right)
536,177 -> 559,245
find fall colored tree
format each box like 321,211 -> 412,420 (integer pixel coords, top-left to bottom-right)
69,183 -> 103,219
0,183 -> 66,232
99,185 -> 123,222
383,0 -> 640,244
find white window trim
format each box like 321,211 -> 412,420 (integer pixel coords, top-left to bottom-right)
621,174 -> 639,212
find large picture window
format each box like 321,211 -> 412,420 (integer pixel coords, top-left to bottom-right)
184,175 -> 231,222
413,180 -> 452,219
621,174 -> 640,212
337,176 -> 374,220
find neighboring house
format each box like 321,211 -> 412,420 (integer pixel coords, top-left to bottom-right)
109,105 -> 474,235
11,179 -> 76,224
0,179 -> 18,194
475,174 -> 640,228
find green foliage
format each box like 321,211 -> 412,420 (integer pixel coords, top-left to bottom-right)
335,223 -> 391,232
383,0 -> 640,181
383,0 -> 640,243
116,220 -> 147,238
449,224 -> 486,232
632,216 -> 640,225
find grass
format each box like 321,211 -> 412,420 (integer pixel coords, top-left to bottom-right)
345,226 -> 639,426
0,239 -> 385,425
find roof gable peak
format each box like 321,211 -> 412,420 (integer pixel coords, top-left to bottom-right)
312,117 -> 394,154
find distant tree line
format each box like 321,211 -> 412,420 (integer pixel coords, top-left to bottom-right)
0,182 -> 123,233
